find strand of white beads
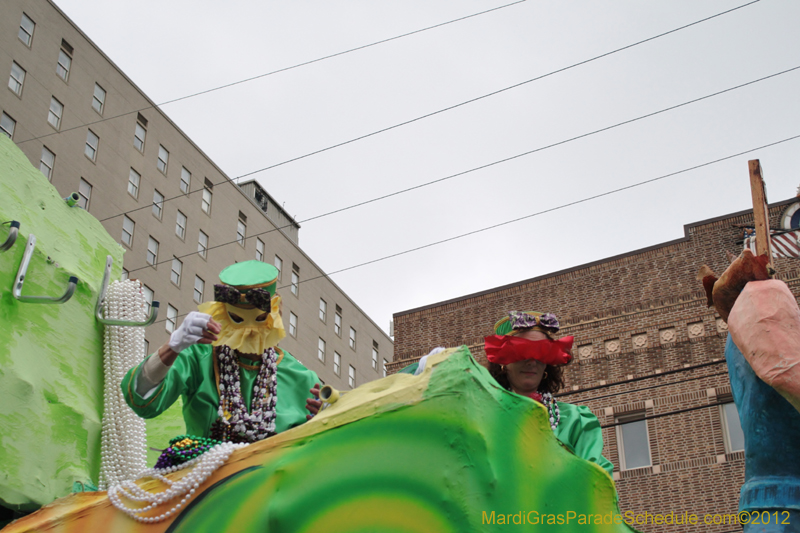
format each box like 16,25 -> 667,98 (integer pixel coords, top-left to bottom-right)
99,279 -> 148,490
108,442 -> 246,523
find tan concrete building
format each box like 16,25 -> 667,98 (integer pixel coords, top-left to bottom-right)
0,0 -> 392,390
390,197 -> 800,532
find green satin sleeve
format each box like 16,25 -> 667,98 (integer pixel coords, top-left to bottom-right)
120,344 -> 210,421
554,402 -> 614,477
274,350 -> 320,433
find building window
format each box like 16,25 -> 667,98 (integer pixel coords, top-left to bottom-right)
48,97 -> 63,129
372,343 -> 379,371
318,338 -> 326,363
721,402 -> 745,453
319,299 -> 327,322
166,304 -> 178,333
157,145 -> 169,174
56,47 -> 72,82
146,236 -> 159,266
170,257 -> 182,286
274,255 -> 282,280
92,83 -> 106,114
134,121 -> 146,152
152,189 -> 164,218
334,352 -> 341,376
8,62 -> 25,96
194,275 -> 205,303
85,129 -> 99,161
255,238 -> 264,261
0,112 -> 15,139
290,264 -> 300,296
201,188 -> 212,215
349,327 -> 357,350
78,178 -> 92,210
180,167 -> 191,193
142,285 -> 154,315
237,220 -> 246,246
383,359 -> 388,378
18,13 -> 35,47
175,210 -> 187,240
198,230 -> 208,259
616,413 -> 651,470
121,215 -> 134,245
348,365 -> 356,388
40,146 -> 55,180
289,312 -> 298,337
128,168 -> 140,198
334,306 -> 342,337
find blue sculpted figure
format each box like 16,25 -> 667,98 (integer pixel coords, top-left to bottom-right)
725,279 -> 800,533
726,337 -> 800,532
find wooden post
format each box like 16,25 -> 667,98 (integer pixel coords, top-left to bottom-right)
748,159 -> 774,276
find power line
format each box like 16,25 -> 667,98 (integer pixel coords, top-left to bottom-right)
149,131 -> 800,324
276,133 -> 800,289
125,65 -> 800,275
16,0 -> 528,146
99,0 -> 763,224
224,0 -> 762,184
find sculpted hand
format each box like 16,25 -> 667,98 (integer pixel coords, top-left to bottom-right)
168,312 -> 221,353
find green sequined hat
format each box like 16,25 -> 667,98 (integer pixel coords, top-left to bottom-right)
219,261 -> 279,297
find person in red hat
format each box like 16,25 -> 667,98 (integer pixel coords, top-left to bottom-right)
485,311 -> 613,476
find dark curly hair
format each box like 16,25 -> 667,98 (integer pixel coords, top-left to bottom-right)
487,328 -> 568,395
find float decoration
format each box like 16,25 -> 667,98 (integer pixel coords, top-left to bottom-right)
4,346 -> 633,533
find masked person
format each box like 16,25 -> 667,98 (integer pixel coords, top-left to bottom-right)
485,311 -> 614,476
122,261 -> 321,443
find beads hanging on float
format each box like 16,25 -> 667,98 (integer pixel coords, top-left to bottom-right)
108,441 -> 247,523
154,435 -> 221,469
98,280 -> 148,490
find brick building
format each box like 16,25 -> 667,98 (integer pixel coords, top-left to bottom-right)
390,196 -> 800,532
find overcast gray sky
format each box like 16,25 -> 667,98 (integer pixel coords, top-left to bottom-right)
54,0 -> 800,335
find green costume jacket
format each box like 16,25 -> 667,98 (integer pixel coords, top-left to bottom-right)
397,361 -> 614,476
121,344 -> 319,438
550,401 -> 614,476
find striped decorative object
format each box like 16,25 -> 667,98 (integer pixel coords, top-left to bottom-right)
744,229 -> 800,259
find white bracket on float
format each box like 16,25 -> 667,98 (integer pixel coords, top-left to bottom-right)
13,234 -> 78,304
95,255 -> 160,327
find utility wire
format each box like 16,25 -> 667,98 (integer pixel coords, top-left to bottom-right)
149,131 -> 800,324
273,133 -> 800,289
99,0 -> 762,223
126,65 -> 800,274
16,0 -> 528,146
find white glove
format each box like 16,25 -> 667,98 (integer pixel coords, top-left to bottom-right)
168,311 -> 213,353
